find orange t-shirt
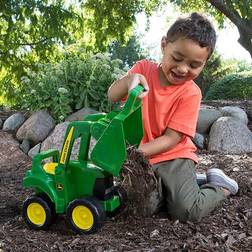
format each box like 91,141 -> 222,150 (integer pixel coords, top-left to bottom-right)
128,59 -> 202,164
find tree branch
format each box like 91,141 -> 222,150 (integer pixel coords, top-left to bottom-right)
207,0 -> 242,25
206,0 -> 252,58
207,0 -> 252,39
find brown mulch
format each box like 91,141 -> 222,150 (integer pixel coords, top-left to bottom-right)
0,129 -> 252,251
1,99 -> 252,251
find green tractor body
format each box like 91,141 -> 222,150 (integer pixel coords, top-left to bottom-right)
22,86 -> 144,234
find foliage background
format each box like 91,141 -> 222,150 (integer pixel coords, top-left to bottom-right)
0,0 -> 251,120
17,51 -> 125,121
206,71 -> 252,100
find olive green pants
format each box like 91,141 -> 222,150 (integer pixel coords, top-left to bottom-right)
152,159 -> 226,222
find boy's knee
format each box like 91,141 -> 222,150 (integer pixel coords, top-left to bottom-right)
168,199 -> 190,221
168,199 -> 202,222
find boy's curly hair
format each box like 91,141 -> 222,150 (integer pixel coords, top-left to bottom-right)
166,12 -> 216,57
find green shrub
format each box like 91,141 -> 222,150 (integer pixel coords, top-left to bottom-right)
205,71 -> 252,100
17,53 -> 125,121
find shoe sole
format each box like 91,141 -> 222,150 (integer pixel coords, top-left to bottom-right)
207,168 -> 238,195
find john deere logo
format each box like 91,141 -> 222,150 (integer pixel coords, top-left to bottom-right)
56,184 -> 64,191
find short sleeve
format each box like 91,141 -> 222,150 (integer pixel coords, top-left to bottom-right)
127,59 -> 148,75
168,90 -> 201,138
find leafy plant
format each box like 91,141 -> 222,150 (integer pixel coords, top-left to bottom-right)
195,53 -> 232,97
17,52 -> 125,121
109,34 -> 148,68
205,71 -> 252,100
1,0 -> 164,105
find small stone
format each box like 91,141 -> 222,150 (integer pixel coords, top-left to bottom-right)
221,232 -> 228,239
232,167 -> 240,172
150,229 -> 159,238
19,139 -> 30,154
28,143 -> 41,158
238,233 -> 246,240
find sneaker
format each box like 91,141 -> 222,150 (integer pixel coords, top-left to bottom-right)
196,173 -> 207,186
206,168 -> 238,195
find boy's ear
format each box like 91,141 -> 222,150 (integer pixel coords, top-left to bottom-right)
161,36 -> 167,52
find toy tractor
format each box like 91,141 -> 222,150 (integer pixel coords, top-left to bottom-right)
22,85 -> 144,234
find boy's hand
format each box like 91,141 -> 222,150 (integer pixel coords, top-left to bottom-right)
128,74 -> 149,98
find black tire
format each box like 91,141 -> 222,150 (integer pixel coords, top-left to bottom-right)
22,195 -> 54,230
107,186 -> 127,217
66,197 -> 106,234
37,193 -> 58,223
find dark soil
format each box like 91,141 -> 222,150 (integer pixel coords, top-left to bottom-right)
0,100 -> 252,251
121,146 -> 159,217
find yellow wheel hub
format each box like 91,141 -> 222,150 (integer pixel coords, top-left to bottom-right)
72,205 -> 94,230
27,202 -> 46,226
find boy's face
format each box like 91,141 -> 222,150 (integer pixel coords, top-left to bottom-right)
161,37 -> 209,85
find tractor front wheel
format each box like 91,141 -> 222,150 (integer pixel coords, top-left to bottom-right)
22,195 -> 54,230
66,197 -> 106,234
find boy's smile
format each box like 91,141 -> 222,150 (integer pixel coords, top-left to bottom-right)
159,37 -> 209,85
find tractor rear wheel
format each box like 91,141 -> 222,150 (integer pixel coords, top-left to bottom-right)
22,195 -> 54,230
66,197 -> 106,234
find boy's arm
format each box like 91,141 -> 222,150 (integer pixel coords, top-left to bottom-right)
138,127 -> 183,158
108,74 -> 149,102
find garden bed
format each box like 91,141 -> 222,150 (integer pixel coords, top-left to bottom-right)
0,129 -> 251,251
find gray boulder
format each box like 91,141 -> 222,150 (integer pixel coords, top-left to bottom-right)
19,139 -> 31,154
208,116 -> 252,154
247,107 -> 252,121
220,106 -> 248,125
16,110 -> 55,145
41,122 -> 80,160
41,122 -> 69,153
197,108 -> 222,134
193,133 -> 205,149
3,112 -> 25,131
65,107 -> 98,122
28,143 -> 41,158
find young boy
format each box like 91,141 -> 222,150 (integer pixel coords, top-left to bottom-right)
107,12 -> 238,222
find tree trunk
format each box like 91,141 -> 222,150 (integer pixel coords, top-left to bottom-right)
207,0 -> 252,61
237,26 -> 252,60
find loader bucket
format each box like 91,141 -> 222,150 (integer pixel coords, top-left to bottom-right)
90,85 -> 144,176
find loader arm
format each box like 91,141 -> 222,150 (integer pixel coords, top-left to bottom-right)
90,85 -> 144,176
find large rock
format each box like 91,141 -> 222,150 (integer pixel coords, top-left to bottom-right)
247,108 -> 252,121
2,112 -> 25,131
65,107 -> 98,122
16,110 -> 55,145
28,143 -> 41,158
208,116 -> 252,153
41,122 -> 81,160
220,106 -> 248,125
41,122 -> 69,153
196,108 -> 222,134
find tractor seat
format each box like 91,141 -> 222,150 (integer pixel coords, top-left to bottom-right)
43,162 -> 58,175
